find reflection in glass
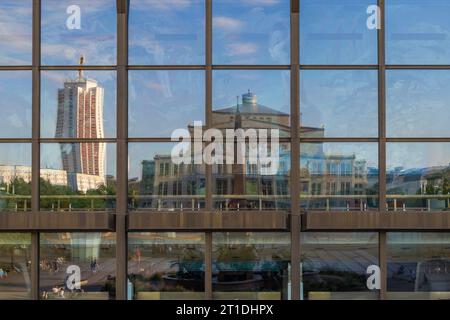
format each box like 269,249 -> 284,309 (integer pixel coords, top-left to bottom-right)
129,70 -> 204,137
387,70 -> 450,137
41,70 -> 116,138
0,233 -> 31,299
386,0 -> 450,65
213,0 -> 289,65
0,72 -> 32,138
212,144 -> 290,211
300,143 -> 379,211
128,143 -> 206,211
41,0 -> 116,65
213,70 -> 290,134
0,0 -> 32,65
212,233 -> 290,300
301,232 -> 379,300
129,0 -> 205,65
300,70 -> 378,137
40,143 -> 116,211
128,232 -> 205,300
300,0 -> 377,65
387,143 -> 450,211
387,233 -> 450,299
39,233 -> 116,300
0,144 -> 31,212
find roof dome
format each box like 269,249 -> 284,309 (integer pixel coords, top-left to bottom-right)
242,90 -> 257,105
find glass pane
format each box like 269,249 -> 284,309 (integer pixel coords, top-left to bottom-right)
0,144 -> 31,212
0,0 -> 32,65
212,144 -> 291,211
300,0 -> 377,65
41,71 -> 116,138
0,71 -> 32,138
212,232 -> 290,300
387,233 -> 450,299
300,143 -> 379,211
386,0 -> 450,65
39,232 -> 116,300
0,233 -> 31,299
128,143 -> 206,211
213,70 -> 290,135
387,70 -> 450,138
213,0 -> 290,65
41,0 -> 116,65
129,70 -> 204,137
129,0 -> 205,65
300,70 -> 378,137
387,143 -> 450,211
40,143 -> 116,211
301,232 -> 379,300
128,232 -> 205,300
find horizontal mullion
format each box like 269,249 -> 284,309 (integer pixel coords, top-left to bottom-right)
0,138 -> 33,143
213,65 -> 290,70
128,137 -> 292,143
128,65 -> 205,70
40,138 -> 117,143
387,137 -> 450,142
40,65 -> 117,70
0,66 -> 33,71
300,65 -> 378,70
300,137 -> 379,143
387,65 -> 450,70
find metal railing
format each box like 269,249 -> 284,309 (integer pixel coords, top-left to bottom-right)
1,194 -> 449,213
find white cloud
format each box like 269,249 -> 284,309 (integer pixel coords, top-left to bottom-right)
225,42 -> 259,56
213,16 -> 243,31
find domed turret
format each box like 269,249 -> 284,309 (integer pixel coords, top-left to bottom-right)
242,89 -> 257,105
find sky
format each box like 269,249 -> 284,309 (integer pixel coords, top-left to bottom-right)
1,0 -> 450,174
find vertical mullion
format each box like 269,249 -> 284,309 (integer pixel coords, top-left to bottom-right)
31,0 -> 41,300
290,0 -> 301,301
116,0 -> 128,300
205,0 -> 213,300
378,0 -> 387,300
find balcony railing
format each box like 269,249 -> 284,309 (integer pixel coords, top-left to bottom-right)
0,194 -> 449,213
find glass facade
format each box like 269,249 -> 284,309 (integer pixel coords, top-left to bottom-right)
128,232 -> 205,300
0,0 -> 448,301
301,233 -> 379,300
39,232 -> 116,300
0,233 -> 31,299
212,233 -> 290,300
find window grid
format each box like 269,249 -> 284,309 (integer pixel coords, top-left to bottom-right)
0,0 -> 447,300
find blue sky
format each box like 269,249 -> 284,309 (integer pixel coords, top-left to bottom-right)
1,0 -> 450,173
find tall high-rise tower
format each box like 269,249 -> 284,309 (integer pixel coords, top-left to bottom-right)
55,56 -> 106,190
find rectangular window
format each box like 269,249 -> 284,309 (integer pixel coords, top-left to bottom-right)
386,0 -> 450,65
41,0 -> 116,65
39,232 -> 116,300
40,143 -> 116,211
0,71 -> 32,138
301,232 -> 379,300
300,0 -> 377,65
301,143 -> 379,211
0,144 -> 31,212
128,0 -> 205,65
0,1 -> 32,65
300,70 -> 378,138
0,233 -> 31,299
128,232 -> 205,300
128,143 -> 205,211
212,232 -> 290,300
387,233 -> 450,299
387,143 -> 450,211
